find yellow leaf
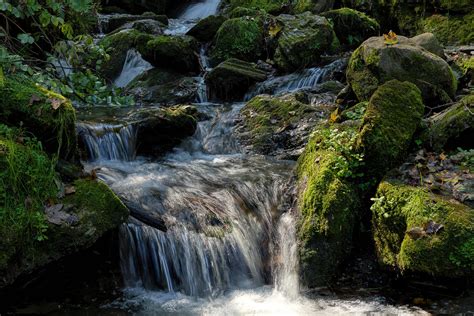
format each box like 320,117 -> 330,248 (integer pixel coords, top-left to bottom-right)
268,20 -> 282,38
383,30 -> 398,45
49,98 -> 65,110
439,152 -> 447,161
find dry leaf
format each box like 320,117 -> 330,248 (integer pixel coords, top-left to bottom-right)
65,185 -> 76,195
439,152 -> 447,161
383,30 -> 398,45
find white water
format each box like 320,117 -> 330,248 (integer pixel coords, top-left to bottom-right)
114,49 -> 153,88
178,0 -> 221,20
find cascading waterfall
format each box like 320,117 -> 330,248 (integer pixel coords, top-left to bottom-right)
77,122 -> 137,161
178,0 -> 221,20
114,49 -> 153,88
245,59 -> 347,101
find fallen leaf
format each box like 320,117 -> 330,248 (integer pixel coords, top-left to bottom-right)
65,185 -> 76,195
439,152 -> 447,161
406,227 -> 426,240
424,220 -> 444,235
383,30 -> 398,45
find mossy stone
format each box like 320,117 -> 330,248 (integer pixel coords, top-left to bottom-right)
347,35 -> 457,104
356,80 -> 424,179
419,13 -> 474,46
0,75 -> 77,160
186,15 -> 228,42
226,0 -> 287,14
274,13 -> 340,72
293,0 -> 334,14
321,8 -> 380,48
372,180 -> 474,278
210,16 -> 266,64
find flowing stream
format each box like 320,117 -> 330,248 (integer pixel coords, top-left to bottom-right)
76,1 -> 429,314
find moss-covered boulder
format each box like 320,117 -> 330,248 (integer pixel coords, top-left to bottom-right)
238,93 -> 334,158
127,68 -> 200,105
141,35 -> 200,73
347,35 -> 457,104
321,8 -> 380,48
0,128 -> 128,287
371,180 -> 474,278
210,16 -> 266,64
409,33 -> 445,60
419,13 -> 474,46
99,13 -> 168,34
293,0 -> 334,14
421,94 -> 474,152
356,80 -> 424,179
186,15 -> 228,42
206,58 -> 267,101
100,29 -> 154,80
0,76 -> 77,160
274,13 -> 340,72
296,124 -> 362,287
226,0 -> 288,14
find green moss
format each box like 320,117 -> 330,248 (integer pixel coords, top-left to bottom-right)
339,101 -> 368,121
228,6 -> 263,18
0,75 -> 77,159
296,126 -> 362,286
372,180 -> 474,277
419,13 -> 474,46
274,13 -> 340,71
321,8 -> 380,48
0,126 -> 58,270
211,17 -> 265,64
241,94 -> 315,152
227,0 -> 287,13
438,0 -> 473,13
293,0 -> 334,14
142,35 -> 199,73
356,80 -> 424,179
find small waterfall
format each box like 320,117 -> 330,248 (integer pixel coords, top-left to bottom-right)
97,14 -> 110,35
178,0 -> 221,20
195,46 -> 211,103
114,49 -> 153,88
77,122 -> 137,161
273,212 -> 299,298
245,59 -> 346,100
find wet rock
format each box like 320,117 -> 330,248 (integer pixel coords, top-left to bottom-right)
321,8 -> 380,48
409,33 -> 445,59
237,92 -> 336,159
347,34 -> 457,105
127,68 -> 200,105
371,179 -> 473,279
274,13 -> 340,72
99,13 -> 168,34
206,58 -> 268,101
126,105 -> 198,155
186,15 -> 227,42
421,94 -> 474,152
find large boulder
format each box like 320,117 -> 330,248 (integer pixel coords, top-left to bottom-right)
356,80 -> 424,179
421,94 -> 474,152
186,15 -> 227,42
0,75 -> 77,160
0,126 -> 128,287
293,0 -> 334,14
99,13 -> 168,34
347,34 -> 457,104
226,0 -> 288,13
210,16 -> 266,64
371,179 -> 474,279
238,92 -> 336,159
205,58 -> 267,101
321,8 -> 380,48
297,79 -> 424,287
141,35 -> 200,73
274,13 -> 340,72
296,124 -> 362,287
